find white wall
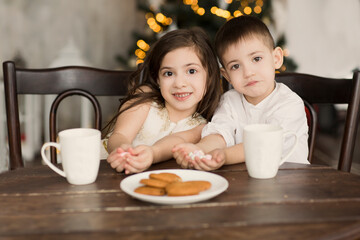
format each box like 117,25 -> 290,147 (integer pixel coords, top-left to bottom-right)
0,0 -> 141,71
274,0 -> 360,78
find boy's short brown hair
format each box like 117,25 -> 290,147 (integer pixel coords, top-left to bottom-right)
215,15 -> 275,67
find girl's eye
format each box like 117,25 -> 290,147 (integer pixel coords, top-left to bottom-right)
188,69 -> 197,74
163,71 -> 173,77
231,64 -> 240,70
253,56 -> 262,62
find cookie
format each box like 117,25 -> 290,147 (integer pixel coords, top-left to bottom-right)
187,180 -> 212,191
165,181 -> 211,196
134,186 -> 166,196
140,178 -> 169,188
149,173 -> 182,183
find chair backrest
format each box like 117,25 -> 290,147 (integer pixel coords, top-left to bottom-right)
3,61 -> 132,170
275,71 -> 360,172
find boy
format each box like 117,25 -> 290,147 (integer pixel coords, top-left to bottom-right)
173,16 -> 309,170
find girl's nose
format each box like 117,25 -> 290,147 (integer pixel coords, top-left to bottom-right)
174,75 -> 187,88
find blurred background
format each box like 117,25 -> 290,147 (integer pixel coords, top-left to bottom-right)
1,0 -> 359,172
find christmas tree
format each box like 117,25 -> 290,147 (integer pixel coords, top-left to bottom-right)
117,0 -> 297,72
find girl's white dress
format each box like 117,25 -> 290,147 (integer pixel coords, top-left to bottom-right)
101,102 -> 206,158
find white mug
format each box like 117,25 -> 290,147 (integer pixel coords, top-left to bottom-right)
243,124 -> 298,179
41,128 -> 101,185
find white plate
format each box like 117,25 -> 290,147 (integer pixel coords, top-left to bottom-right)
120,169 -> 229,205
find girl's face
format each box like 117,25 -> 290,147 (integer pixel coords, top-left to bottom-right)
158,47 -> 207,121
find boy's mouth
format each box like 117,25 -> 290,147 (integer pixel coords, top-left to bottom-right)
246,81 -> 258,87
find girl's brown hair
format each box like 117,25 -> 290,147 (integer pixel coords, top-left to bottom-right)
103,28 -> 221,136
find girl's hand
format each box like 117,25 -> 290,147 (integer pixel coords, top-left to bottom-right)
106,146 -> 134,172
172,143 -> 201,169
123,145 -> 154,174
192,149 -> 226,171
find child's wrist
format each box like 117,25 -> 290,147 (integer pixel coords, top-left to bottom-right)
150,146 -> 159,163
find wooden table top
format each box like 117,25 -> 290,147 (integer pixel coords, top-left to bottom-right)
0,160 -> 359,240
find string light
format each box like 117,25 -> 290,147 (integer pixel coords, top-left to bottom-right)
243,6 -> 252,15
254,6 -> 261,14
137,40 -> 150,51
183,0 -> 205,16
208,0 -> 264,20
233,10 -> 242,17
137,0 -> 267,61
256,0 -> 263,7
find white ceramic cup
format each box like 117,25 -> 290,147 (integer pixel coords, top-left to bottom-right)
243,124 -> 298,179
41,128 -> 101,185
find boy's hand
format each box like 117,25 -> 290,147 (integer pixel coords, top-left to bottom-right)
123,145 -> 154,174
191,148 -> 226,171
172,143 -> 201,169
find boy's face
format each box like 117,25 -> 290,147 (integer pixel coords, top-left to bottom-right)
220,36 -> 283,105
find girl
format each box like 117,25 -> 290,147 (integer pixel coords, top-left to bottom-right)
104,28 -> 222,174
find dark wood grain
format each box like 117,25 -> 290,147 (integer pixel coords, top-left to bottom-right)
0,161 -> 359,239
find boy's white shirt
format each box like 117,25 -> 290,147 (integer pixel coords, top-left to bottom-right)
202,82 -> 309,164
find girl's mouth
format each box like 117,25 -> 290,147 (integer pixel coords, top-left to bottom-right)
173,92 -> 192,101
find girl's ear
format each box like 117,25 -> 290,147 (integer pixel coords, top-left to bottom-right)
220,67 -> 231,84
273,47 -> 284,69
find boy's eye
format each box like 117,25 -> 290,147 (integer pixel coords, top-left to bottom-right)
231,64 -> 240,70
188,69 -> 197,74
253,57 -> 262,62
164,71 -> 173,77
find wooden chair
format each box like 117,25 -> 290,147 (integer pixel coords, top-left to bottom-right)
3,61 -> 132,170
275,71 -> 360,172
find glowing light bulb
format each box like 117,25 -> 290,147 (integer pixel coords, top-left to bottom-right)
254,6 -> 262,14
233,10 -> 242,17
244,6 -> 252,15
197,8 -> 205,15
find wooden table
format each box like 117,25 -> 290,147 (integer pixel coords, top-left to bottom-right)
0,160 -> 360,239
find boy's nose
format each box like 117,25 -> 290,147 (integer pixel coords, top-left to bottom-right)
243,67 -> 255,78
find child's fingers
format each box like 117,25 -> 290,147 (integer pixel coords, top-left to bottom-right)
191,161 -> 204,170
111,158 -> 125,172
193,157 -> 216,171
126,157 -> 146,170
172,146 -> 181,152
177,157 -> 189,169
174,150 -> 187,164
173,150 -> 180,160
115,163 -> 125,173
109,158 -> 120,168
124,161 -> 143,174
106,155 -> 115,163
116,147 -> 126,153
202,158 -> 218,169
127,147 -> 136,156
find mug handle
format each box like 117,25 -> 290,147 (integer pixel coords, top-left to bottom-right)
41,142 -> 66,177
279,132 -> 298,165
